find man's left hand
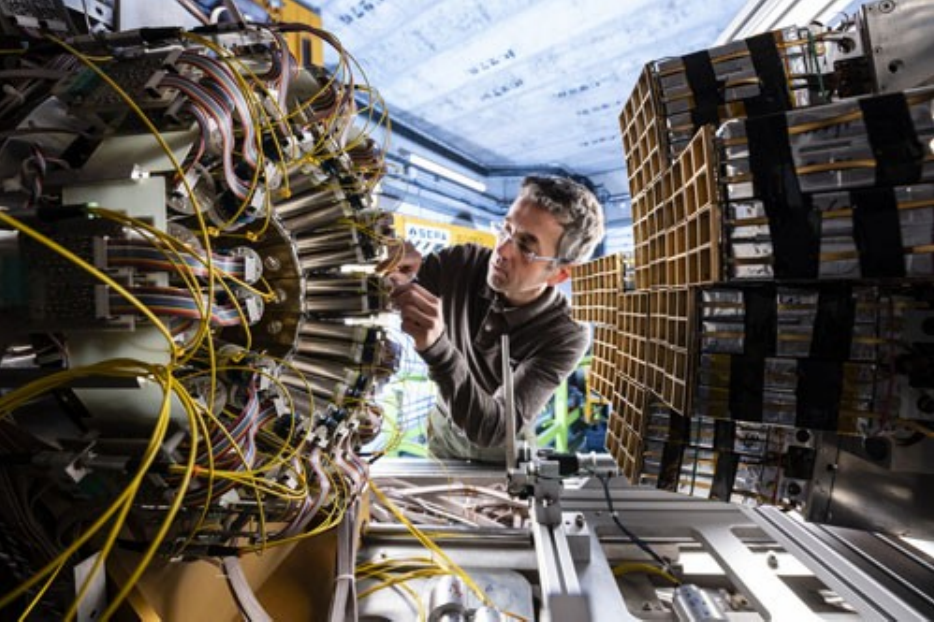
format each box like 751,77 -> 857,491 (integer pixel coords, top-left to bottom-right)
390,281 -> 444,352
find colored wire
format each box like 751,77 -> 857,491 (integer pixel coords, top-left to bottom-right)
370,482 -> 495,609
612,562 -> 681,586
597,474 -> 672,571
46,35 -> 220,377
0,361 -> 174,612
0,22 -> 396,617
0,210 -> 179,356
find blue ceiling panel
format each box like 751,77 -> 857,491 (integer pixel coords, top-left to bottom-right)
318,0 -> 747,179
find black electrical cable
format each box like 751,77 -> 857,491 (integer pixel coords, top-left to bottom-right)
597,474 -> 671,570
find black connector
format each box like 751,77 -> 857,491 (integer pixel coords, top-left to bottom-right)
536,448 -> 580,477
36,203 -> 91,222
138,27 -> 183,44
191,22 -> 247,36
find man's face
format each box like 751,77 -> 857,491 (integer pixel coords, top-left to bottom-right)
486,198 -> 571,306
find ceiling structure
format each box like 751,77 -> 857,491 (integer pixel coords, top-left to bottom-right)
315,0 -> 749,199
160,0 -> 865,221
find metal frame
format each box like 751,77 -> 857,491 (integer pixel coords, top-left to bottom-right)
753,506 -> 934,621
563,485 -> 825,620
367,458 -> 934,621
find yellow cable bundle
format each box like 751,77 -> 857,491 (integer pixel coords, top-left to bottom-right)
369,482 -> 494,609
0,20 -> 395,618
612,562 -> 681,586
45,35 -> 219,355
0,361 -> 177,619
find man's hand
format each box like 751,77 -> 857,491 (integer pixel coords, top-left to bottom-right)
391,281 -> 444,352
380,240 -> 422,287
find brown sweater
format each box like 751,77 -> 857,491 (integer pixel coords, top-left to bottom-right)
417,243 -> 588,458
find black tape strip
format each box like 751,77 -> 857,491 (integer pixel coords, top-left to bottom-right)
725,286 -> 775,421
745,32 -> 792,116
796,359 -> 843,430
683,50 -> 721,127
860,93 -> 924,186
670,410 -> 691,444
744,284 -> 777,358
811,283 -> 855,360
657,443 -> 682,491
851,187 -> 906,278
711,452 -> 739,502
714,419 -> 736,452
729,354 -> 765,422
657,412 -> 691,491
746,114 -> 820,278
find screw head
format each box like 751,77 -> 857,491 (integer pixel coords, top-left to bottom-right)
264,255 -> 282,272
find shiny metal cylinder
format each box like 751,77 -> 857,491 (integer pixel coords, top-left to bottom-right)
305,277 -> 370,295
299,247 -> 363,272
283,163 -> 330,197
303,294 -> 374,314
300,320 -> 370,342
471,607 -> 504,622
275,186 -> 345,216
428,575 -> 467,622
280,384 -> 313,418
297,337 -> 364,364
291,357 -> 355,384
281,369 -> 352,403
281,199 -> 353,233
294,227 -> 358,253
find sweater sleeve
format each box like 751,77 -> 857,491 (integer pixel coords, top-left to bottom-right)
420,320 -> 588,447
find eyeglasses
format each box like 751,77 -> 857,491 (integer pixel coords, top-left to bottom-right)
490,221 -> 568,264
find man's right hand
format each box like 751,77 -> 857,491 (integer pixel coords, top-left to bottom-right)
391,281 -> 444,352
381,240 -> 441,351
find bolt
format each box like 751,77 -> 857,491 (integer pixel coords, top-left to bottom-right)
879,0 -> 895,13
836,37 -> 856,54
575,513 -> 585,528
264,255 -> 282,272
267,320 -> 283,335
767,553 -> 779,569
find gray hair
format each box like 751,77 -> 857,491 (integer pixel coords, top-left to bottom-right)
517,175 -> 605,263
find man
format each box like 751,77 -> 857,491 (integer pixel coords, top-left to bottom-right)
388,175 -> 605,462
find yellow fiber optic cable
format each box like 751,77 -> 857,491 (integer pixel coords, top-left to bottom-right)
612,562 -> 682,586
